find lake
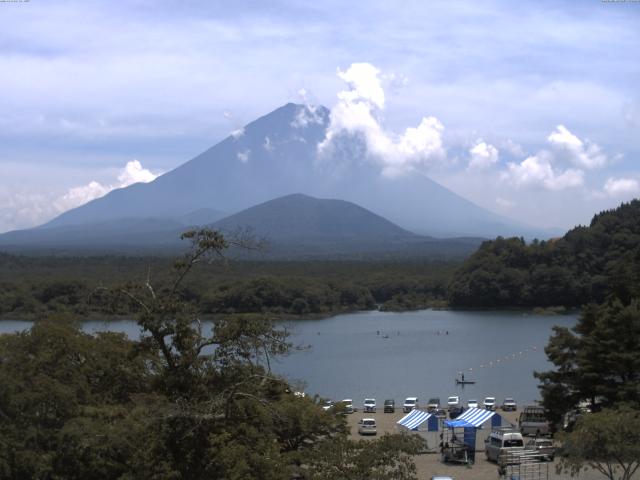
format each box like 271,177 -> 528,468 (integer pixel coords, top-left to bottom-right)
0,309 -> 576,407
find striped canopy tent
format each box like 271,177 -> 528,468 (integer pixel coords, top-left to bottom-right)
445,407 -> 497,428
397,410 -> 437,431
443,407 -> 508,452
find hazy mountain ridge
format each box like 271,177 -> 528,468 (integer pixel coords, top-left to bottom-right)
213,193 -> 421,241
0,103 -> 548,256
0,193 -> 484,259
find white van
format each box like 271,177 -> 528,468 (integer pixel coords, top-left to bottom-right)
484,427 -> 525,463
403,397 -> 418,412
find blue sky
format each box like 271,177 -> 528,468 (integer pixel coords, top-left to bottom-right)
0,0 -> 638,232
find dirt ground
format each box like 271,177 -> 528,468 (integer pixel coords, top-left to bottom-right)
345,407 -> 634,480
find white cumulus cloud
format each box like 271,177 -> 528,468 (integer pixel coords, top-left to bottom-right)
503,152 -> 584,191
499,124 -> 617,191
291,89 -> 325,129
337,63 -> 386,109
468,140 -> 499,170
319,62 -> 447,177
0,160 -> 161,232
231,127 -> 245,139
54,181 -> 111,213
54,160 -> 160,213
237,150 -> 250,163
117,159 -> 158,186
603,177 -> 639,198
547,125 -> 608,169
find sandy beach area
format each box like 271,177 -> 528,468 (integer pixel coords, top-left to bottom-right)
345,407 -> 633,480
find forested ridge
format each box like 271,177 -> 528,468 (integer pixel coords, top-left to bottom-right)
3,201 -> 640,318
448,200 -> 640,308
0,255 -> 455,320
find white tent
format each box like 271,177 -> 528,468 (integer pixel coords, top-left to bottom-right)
397,410 -> 434,430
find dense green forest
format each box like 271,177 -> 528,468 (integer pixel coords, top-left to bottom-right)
0,254 -> 456,320
448,200 -> 640,308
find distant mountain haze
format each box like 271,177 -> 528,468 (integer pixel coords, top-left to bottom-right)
213,193 -> 420,241
38,103 -> 541,239
0,193 -> 483,258
210,193 -> 483,259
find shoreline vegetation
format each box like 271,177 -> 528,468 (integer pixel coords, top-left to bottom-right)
0,255 -> 457,321
0,304 -> 577,323
0,253 -> 574,322
2,200 -> 639,322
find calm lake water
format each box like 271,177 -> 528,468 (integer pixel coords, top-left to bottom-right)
0,309 -> 576,407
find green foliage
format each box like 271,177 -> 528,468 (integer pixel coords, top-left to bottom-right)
556,406 -> 640,480
0,254 -> 457,320
0,316 -> 151,479
0,230 -> 421,479
535,298 -> 640,427
449,200 -> 640,307
304,433 -> 425,480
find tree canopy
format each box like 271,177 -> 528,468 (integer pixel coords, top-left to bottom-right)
535,298 -> 640,427
0,229 -> 423,480
556,406 -> 640,480
448,200 -> 640,308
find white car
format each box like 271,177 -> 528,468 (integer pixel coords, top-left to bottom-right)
403,397 -> 418,412
447,395 -> 460,408
467,399 -> 479,408
321,400 -> 333,411
484,396 -> 496,410
358,418 -> 377,435
363,398 -> 376,413
341,399 -> 354,414
502,397 -> 517,411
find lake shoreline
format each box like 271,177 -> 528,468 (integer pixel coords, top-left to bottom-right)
0,303 -> 580,323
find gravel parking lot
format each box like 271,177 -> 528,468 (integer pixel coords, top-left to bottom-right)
345,407 -> 633,480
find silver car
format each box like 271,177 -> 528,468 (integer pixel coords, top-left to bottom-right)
526,438 -> 555,461
358,418 -> 377,435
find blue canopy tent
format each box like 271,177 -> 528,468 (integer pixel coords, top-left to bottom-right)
442,407 -> 508,461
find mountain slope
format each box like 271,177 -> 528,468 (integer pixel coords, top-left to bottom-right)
0,194 -> 484,258
211,193 -> 481,259
213,193 -> 419,241
36,103 -> 539,239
